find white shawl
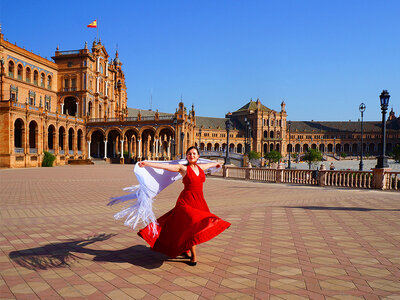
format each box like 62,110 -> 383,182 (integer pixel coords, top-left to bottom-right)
108,159 -> 219,235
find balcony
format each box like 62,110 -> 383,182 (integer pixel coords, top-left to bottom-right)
14,147 -> 24,154
29,148 -> 37,154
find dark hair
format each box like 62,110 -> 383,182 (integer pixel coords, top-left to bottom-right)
186,146 -> 200,155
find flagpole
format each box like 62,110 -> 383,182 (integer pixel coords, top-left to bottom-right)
97,18 -> 99,42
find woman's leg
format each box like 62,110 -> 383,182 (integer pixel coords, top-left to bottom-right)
190,245 -> 197,262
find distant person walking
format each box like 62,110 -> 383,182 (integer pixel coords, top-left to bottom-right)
330,162 -> 335,170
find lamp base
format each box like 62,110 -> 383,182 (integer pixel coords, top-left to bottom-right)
375,156 -> 389,169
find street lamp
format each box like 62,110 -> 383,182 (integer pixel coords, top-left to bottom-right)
248,124 -> 252,152
288,121 -> 292,169
180,131 -> 185,159
376,90 -> 390,168
225,119 -> 232,165
199,127 -> 202,153
244,117 -> 248,154
359,103 -> 366,171
172,117 -> 177,158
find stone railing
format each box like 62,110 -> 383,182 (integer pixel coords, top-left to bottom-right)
321,170 -> 373,189
384,172 -> 400,191
214,165 -> 398,191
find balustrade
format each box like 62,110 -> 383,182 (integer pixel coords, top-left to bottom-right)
384,172 -> 400,191
323,170 -> 372,189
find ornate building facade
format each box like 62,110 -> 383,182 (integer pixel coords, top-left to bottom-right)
0,29 -> 399,168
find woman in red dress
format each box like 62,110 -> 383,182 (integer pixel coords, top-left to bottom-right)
137,147 -> 230,266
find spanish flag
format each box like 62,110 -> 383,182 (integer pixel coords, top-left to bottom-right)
87,20 -> 97,28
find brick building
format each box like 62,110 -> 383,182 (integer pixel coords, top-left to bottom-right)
0,29 -> 399,168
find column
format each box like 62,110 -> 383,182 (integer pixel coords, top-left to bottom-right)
76,102 -> 79,116
87,141 -> 91,158
155,138 -> 159,158
167,139 -> 171,159
104,140 -> 108,159
61,103 -> 64,114
137,139 -> 142,159
120,140 -> 124,158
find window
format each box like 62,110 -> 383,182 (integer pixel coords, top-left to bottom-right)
71,78 -> 77,91
17,64 -> 23,80
64,78 -> 69,91
26,67 -> 31,83
33,70 -> 38,85
8,61 -> 14,77
47,76 -> 52,89
10,85 -> 18,101
40,73 -> 45,87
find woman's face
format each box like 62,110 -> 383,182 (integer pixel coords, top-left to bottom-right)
186,148 -> 199,164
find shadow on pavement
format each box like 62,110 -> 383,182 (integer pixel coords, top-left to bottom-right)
283,206 -> 400,212
9,233 -> 171,270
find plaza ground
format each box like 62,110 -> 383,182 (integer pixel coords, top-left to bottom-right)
0,164 -> 400,299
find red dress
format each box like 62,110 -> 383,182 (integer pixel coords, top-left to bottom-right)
138,164 -> 231,258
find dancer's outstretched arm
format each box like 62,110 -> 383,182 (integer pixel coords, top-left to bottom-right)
198,162 -> 222,171
138,161 -> 184,173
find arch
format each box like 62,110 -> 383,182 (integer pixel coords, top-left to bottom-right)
200,143 -> 205,151
33,70 -> 39,85
335,144 -> 342,153
270,131 -> 274,138
40,72 -> 45,87
48,124 -> 56,150
287,144 -> 293,152
99,104 -> 102,118
319,144 -> 325,152
311,143 -> 317,150
29,120 -> 38,150
237,143 -> 243,153
352,143 -> 358,154
8,60 -> 15,77
59,126 -> 66,151
87,127 -> 106,140
270,144 -> 274,152
207,143 -> 212,151
91,130 -> 105,158
303,144 -> 309,152
139,126 -> 157,136
68,128 -> 74,153
63,96 -> 78,116
276,143 -> 280,152
369,143 -> 375,154
14,118 -> 24,148
264,130 -> 268,138
88,101 -> 93,118
229,143 -> 235,152
17,64 -> 23,80
124,128 -> 139,158
215,143 -> 220,151
77,129 -> 83,151
105,126 -> 123,137
122,126 -> 140,137
343,143 -> 350,152
222,143 -> 227,151
327,143 -> 333,152
295,144 -> 301,152
47,75 -> 52,89
26,67 -> 31,83
141,128 -> 156,159
263,143 -> 268,154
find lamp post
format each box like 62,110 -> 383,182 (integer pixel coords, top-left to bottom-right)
172,117 -> 177,158
359,103 -> 366,171
199,127 -> 202,152
244,117 -> 248,154
248,123 -> 252,152
180,131 -> 185,159
376,90 -> 390,168
225,119 -> 232,165
288,121 -> 292,169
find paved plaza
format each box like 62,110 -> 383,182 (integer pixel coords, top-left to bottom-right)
1,164 -> 400,299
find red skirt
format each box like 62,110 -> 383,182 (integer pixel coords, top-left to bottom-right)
138,188 -> 230,258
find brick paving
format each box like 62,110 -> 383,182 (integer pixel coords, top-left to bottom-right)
1,164 -> 400,299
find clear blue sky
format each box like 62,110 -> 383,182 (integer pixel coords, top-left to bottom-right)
1,0 -> 399,121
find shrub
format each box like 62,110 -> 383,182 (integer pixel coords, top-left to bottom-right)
264,150 -> 282,165
248,150 -> 261,160
42,151 -> 56,167
303,149 -> 322,169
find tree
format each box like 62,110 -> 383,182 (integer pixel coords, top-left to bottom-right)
391,144 -> 400,163
264,150 -> 282,166
248,151 -> 261,160
42,151 -> 56,167
303,149 -> 322,169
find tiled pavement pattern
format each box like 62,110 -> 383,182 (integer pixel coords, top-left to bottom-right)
1,165 -> 400,300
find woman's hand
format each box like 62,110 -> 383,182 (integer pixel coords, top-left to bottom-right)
138,161 -> 147,167
215,163 -> 221,168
